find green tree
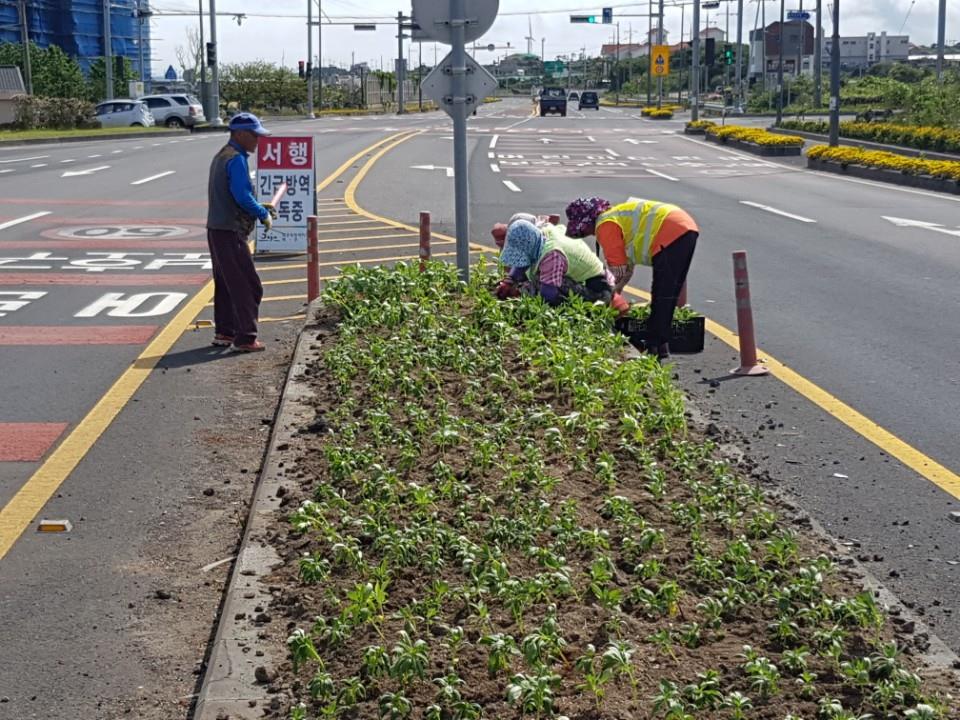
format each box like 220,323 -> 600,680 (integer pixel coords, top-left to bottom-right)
0,42 -> 85,98
86,56 -> 136,102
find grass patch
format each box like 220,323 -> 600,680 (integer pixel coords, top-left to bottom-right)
268,262 -> 958,720
0,126 -> 176,142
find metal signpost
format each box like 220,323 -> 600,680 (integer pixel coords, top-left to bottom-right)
414,0 -> 499,282
255,136 -> 317,253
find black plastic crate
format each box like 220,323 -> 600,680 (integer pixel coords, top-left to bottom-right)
615,315 -> 705,354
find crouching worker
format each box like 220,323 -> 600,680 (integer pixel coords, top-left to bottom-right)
495,220 -> 629,314
565,196 -> 699,358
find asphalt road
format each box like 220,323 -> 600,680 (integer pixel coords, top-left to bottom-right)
2,98 -> 960,717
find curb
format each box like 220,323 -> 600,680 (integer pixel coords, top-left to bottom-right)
807,156 -> 960,195
192,302 -> 320,720
771,127 -> 960,162
0,129 -> 188,146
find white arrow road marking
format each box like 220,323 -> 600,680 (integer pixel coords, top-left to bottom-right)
586,136 -> 596,142
0,211 -> 51,231
61,165 -> 110,178
882,216 -> 960,238
131,170 -> 176,185
503,180 -> 522,192
0,155 -> 49,164
539,138 -> 553,144
740,200 -> 816,223
646,168 -> 679,182
411,164 -> 455,177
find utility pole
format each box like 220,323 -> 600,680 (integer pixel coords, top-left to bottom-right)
678,3 -> 685,104
306,0 -> 314,117
449,0 -> 470,280
736,0 -> 744,110
136,1 -> 150,87
208,0 -> 221,125
615,22 -> 621,105
814,0 -> 822,105
796,0 -> 803,80
17,0 -> 32,95
691,0 -> 700,120
646,0 -> 653,105
198,0 -> 206,113
936,0 -> 947,83
396,11 -> 405,114
776,0 -> 784,124
657,0 -> 664,108
103,0 -> 113,100
418,41 -> 423,110
828,0 -> 839,145
725,1 -> 730,91
761,0 -> 766,91
317,0 -> 323,112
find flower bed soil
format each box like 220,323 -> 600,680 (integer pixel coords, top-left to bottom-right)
807,157 -> 960,195
253,263 -> 959,720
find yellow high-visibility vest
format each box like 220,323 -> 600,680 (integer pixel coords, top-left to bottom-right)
596,198 -> 681,266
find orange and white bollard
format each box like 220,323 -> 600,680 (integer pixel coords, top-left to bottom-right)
731,251 -> 769,376
306,216 -> 320,303
419,211 -> 431,272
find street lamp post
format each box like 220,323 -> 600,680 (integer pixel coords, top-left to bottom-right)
775,0 -> 784,125
936,0 -> 947,83
691,0 -> 700,121
306,0 -> 314,117
208,0 -> 222,125
814,0 -> 823,106
103,0 -> 113,100
16,0 -> 32,95
828,0 -> 840,145
735,0 -> 743,110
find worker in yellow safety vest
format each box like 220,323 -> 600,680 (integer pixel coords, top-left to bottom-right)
565,196 -> 699,358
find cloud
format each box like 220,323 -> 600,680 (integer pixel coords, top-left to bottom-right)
147,0 -> 957,76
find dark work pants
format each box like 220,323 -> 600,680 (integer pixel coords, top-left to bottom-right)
647,230 -> 698,351
207,229 -> 263,345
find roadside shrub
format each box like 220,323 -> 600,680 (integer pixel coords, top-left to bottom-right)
686,119 -> 717,130
807,144 -> 960,181
14,96 -> 97,130
780,120 -> 960,154
709,125 -> 805,147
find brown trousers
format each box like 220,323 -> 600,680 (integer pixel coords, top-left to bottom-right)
206,229 -> 263,345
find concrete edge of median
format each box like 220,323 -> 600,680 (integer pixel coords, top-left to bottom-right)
193,310 -> 959,720
192,300 -> 321,720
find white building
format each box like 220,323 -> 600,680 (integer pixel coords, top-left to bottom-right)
824,32 -> 910,69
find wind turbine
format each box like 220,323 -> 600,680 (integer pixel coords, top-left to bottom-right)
526,16 -> 536,56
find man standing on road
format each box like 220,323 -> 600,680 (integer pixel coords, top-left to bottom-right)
206,112 -> 278,352
565,196 -> 699,359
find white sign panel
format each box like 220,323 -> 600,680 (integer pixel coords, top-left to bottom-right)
255,136 -> 316,253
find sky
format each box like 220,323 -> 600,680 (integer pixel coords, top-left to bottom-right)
146,0 -> 959,76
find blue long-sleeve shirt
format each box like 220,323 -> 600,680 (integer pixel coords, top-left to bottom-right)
225,140 -> 268,223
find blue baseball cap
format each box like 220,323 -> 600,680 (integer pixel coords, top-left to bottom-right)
228,112 -> 271,136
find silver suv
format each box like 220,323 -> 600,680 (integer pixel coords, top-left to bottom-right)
140,94 -> 206,128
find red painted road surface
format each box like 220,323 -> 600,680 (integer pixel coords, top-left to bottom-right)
0,422 -> 69,461
0,325 -> 158,345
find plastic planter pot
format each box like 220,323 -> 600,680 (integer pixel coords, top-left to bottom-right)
615,315 -> 706,354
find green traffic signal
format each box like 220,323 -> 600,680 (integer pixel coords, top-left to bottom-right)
570,14 -> 598,23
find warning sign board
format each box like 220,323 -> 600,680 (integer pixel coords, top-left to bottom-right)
651,45 -> 670,76
255,136 -> 316,253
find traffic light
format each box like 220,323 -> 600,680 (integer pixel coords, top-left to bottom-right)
705,38 -> 716,66
723,45 -> 735,65
298,60 -> 305,79
206,41 -> 217,67
570,15 -> 598,23
602,7 -> 613,24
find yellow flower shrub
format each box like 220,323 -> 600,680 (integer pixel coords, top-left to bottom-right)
807,145 -> 960,181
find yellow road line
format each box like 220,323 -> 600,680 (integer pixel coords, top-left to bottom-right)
315,131 -> 415,193
313,213 -> 358,220
317,232 -> 415,244
316,218 -> 388,227
621,286 -> 960,500
257,263 -> 307,272
260,314 -> 307,323
0,285 -> 214,559
0,132 -> 416,562
261,294 -> 307,303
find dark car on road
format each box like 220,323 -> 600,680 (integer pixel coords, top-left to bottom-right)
539,87 -> 567,117
578,91 -> 600,110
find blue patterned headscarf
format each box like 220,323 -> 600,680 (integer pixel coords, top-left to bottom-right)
500,220 -> 544,269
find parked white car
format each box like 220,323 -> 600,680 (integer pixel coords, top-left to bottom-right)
140,94 -> 206,128
95,100 -> 155,127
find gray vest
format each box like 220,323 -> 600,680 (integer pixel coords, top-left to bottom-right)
207,144 -> 256,236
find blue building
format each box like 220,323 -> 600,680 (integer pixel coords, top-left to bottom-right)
0,0 -> 152,82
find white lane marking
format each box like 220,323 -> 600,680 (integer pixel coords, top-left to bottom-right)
502,117 -> 533,130
0,155 -> 49,164
606,148 -> 621,157
490,134 -> 499,149
131,170 -> 176,185
586,136 -> 596,142
0,169 -> 13,174
61,165 -> 111,178
60,159 -> 76,164
490,163 -> 501,173
30,163 -> 47,168
132,146 -> 143,150
488,152 -> 495,159
0,211 -> 52,230
87,154 -> 102,158
503,180 -> 522,192
646,168 -> 679,182
111,149 -> 123,154
740,200 -> 816,223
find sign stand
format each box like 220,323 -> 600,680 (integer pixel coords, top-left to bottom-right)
414,0 -> 499,282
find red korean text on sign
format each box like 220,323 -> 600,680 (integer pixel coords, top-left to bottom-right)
256,136 -> 314,170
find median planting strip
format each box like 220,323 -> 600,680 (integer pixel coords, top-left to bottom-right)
247,262 -> 956,719
807,146 -> 960,194
691,122 -> 805,157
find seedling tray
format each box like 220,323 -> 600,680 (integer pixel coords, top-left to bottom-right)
615,315 -> 705,354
